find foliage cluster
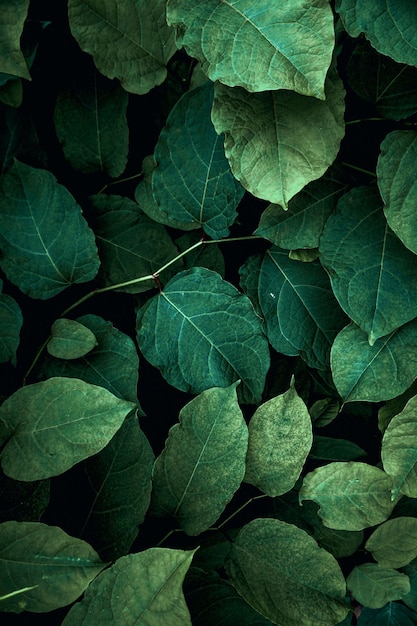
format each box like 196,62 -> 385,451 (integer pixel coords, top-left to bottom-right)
2,1 -> 417,625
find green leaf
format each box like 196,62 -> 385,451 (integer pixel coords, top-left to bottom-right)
0,280 -> 22,366
166,0 -> 334,98
0,0 -> 30,80
0,377 -> 136,481
365,517 -> 417,569
335,0 -> 417,67
310,436 -> 367,461
90,194 -> 181,293
347,564 -> 410,609
211,71 -> 345,208
136,267 -> 270,404
320,186 -> 417,345
0,521 -> 105,613
245,383 -> 313,496
226,518 -> 349,626
358,603 -> 417,626
68,0 -> 177,95
151,384 -> 248,535
62,548 -> 194,625
37,314 -> 140,403
80,414 -> 154,561
299,462 -> 396,531
378,382 -> 417,434
54,68 -> 128,177
47,318 -> 98,360
0,106 -> 45,174
152,81 -> 244,238
381,395 -> 417,499
403,557 -> 417,613
176,231 -> 225,276
309,398 -> 340,428
377,131 -> 417,255
0,160 -> 100,299
239,247 -> 348,370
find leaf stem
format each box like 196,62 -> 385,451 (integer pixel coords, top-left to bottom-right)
96,171 -> 143,194
340,162 -> 376,177
217,494 -> 268,529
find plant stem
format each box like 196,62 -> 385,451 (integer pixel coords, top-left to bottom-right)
96,171 -> 143,194
217,494 -> 268,529
340,162 -> 376,177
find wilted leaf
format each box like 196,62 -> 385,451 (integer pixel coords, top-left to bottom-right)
347,563 -> 410,609
365,517 -> 417,569
0,279 -> 22,366
0,0 -> 30,80
151,384 -> 248,535
47,318 -> 97,360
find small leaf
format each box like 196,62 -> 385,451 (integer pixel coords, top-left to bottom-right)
310,436 -> 367,462
167,0 -> 334,98
0,521 -> 105,613
47,318 -> 97,360
151,384 -> 248,535
347,563 -> 410,609
136,267 -> 270,404
0,0 -> 30,80
0,160 -> 100,299
226,518 -> 349,626
62,548 -> 194,625
211,71 -> 345,208
0,377 -> 136,481
299,462 -> 396,531
245,384 -> 313,497
68,0 -> 177,95
365,517 -> 417,569
309,398 -> 340,428
0,280 -> 22,366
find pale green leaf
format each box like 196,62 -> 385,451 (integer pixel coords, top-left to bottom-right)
366,517 -> 417,569
382,395 -> 417,499
167,0 -> 334,98
0,0 -> 30,80
62,548 -> 194,625
151,384 -> 248,535
226,518 -> 349,626
0,377 -> 136,481
47,318 -> 97,360
152,81 -> 244,238
245,384 -> 312,496
320,186 -> 417,345
0,521 -> 105,613
299,462 -> 396,530
136,267 -> 270,404
331,321 -> 417,403
0,160 -> 100,299
347,564 -> 410,609
54,68 -> 128,177
211,71 -> 345,208
336,0 -> 417,67
0,280 -> 22,366
377,131 -> 417,255
68,0 -> 177,95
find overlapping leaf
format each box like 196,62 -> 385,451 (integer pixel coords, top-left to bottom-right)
166,0 -> 334,98
151,384 -> 248,535
358,603 -> 417,625
47,318 -> 97,360
68,0 -> 176,94
0,0 -> 30,80
211,72 -> 345,207
347,564 -> 410,609
0,160 -> 100,299
320,186 -> 417,344
365,517 -> 417,569
0,279 -> 22,366
136,267 -> 270,404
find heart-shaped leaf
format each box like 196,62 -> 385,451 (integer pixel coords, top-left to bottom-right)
47,318 -> 97,360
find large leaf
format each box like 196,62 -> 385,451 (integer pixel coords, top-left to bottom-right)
365,517 -> 417,569
226,518 -> 349,626
0,377 -> 136,481
331,321 -> 417,403
47,318 -> 98,360
347,564 -> 410,609
80,414 -> 154,561
335,0 -> 417,67
239,247 -> 348,370
0,521 -> 105,613
299,462 -> 396,531
152,81 -> 244,238
211,71 -> 345,208
151,384 -> 248,535
54,67 -> 128,177
166,0 -> 334,98
68,0 -> 177,95
0,160 -> 100,299
37,314 -> 140,403
136,267 -> 270,404
245,384 -> 312,496
358,604 -> 417,626
320,186 -> 417,344
0,0 -> 30,80
377,131 -> 417,255
0,279 -> 22,366
62,548 -> 194,625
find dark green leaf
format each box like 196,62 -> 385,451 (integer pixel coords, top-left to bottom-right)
309,398 -> 340,428
0,0 -> 30,80
0,279 -> 22,365
366,517 -> 417,569
175,232 -> 225,276
403,557 -> 417,613
358,603 -> 417,626
310,436 -> 367,461
0,472 -> 50,523
347,564 -> 410,609
47,318 -> 97,360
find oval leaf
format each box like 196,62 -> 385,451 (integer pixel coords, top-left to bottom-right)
0,521 -> 105,613
47,318 -> 98,360
151,384 -> 248,535
0,377 -> 136,481
347,563 -> 410,610
226,518 -> 349,626
0,0 -> 30,80
366,517 -> 417,569
136,267 -> 270,404
0,281 -> 22,366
